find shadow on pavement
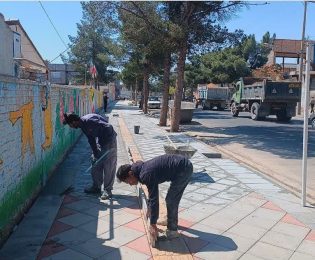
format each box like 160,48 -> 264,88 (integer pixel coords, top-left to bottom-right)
155,230 -> 237,253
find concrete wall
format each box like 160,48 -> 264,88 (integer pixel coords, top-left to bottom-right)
0,13 -> 14,76
0,75 -> 103,241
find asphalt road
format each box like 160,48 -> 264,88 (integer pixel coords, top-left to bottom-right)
180,108 -> 315,202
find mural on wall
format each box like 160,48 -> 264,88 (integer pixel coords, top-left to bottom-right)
69,95 -> 74,113
59,93 -> 65,124
41,99 -> 53,150
9,101 -> 35,156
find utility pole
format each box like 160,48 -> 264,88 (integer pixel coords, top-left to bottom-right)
301,43 -> 311,206
298,1 -> 307,114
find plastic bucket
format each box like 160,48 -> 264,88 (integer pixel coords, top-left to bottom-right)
134,125 -> 140,134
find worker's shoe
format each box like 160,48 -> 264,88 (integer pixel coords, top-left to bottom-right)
101,190 -> 113,200
84,186 -> 101,194
158,229 -> 180,241
165,229 -> 180,239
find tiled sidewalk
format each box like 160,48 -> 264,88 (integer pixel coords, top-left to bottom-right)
2,101 -> 315,260
0,104 -> 153,260
120,103 -> 315,260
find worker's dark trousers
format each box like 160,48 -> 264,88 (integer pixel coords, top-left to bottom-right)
165,162 -> 193,231
91,139 -> 117,192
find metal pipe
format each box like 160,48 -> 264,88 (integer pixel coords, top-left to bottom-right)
301,43 -> 311,206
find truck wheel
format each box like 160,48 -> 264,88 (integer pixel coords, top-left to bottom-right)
231,102 -> 239,117
276,111 -> 292,122
251,102 -> 260,120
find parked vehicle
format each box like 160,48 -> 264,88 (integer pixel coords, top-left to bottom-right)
196,84 -> 229,110
148,96 -> 161,109
230,77 -> 301,122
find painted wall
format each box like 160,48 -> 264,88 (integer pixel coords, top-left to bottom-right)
0,76 -> 103,241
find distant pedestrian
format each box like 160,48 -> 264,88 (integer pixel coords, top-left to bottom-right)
116,154 -> 193,240
311,101 -> 314,114
103,93 -> 108,112
63,113 -> 117,200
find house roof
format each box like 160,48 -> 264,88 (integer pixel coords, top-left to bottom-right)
6,19 -> 47,69
272,39 -> 315,58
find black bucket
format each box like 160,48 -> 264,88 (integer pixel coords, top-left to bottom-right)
134,125 -> 140,134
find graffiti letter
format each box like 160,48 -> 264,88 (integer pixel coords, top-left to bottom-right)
41,100 -> 53,150
9,102 -> 35,155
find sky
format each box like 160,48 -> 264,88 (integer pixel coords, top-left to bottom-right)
1,1 -> 315,64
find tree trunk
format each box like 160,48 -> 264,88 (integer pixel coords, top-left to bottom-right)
159,53 -> 171,126
171,42 -> 187,132
142,65 -> 149,114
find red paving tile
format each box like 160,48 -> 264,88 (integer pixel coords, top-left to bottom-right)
124,218 -> 146,233
183,236 -> 209,254
281,213 -> 306,227
56,207 -> 77,219
36,239 -> 66,260
261,201 -> 284,212
125,235 -> 151,256
62,194 -> 80,204
305,230 -> 315,241
47,221 -> 73,238
179,218 -> 195,231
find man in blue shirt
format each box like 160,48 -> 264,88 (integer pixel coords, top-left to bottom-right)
116,154 -> 193,240
63,113 -> 117,200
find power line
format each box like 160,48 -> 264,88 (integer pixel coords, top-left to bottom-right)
38,1 -> 68,49
49,46 -> 71,63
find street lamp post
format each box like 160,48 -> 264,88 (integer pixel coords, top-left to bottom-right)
301,43 -> 311,206
298,1 -> 307,114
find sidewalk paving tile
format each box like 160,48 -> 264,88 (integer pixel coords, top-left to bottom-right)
290,252 -> 315,260
296,239 -> 315,256
125,235 -> 151,256
238,253 -> 266,260
58,212 -> 95,227
260,230 -> 306,250
77,218 -> 112,236
42,248 -> 93,260
124,218 -> 146,233
67,237 -> 120,258
56,207 -> 77,219
99,245 -> 150,260
98,226 -> 144,246
227,223 -> 268,240
47,221 -> 73,238
50,227 -> 95,247
281,213 -> 306,227
213,231 -> 258,253
194,243 -> 242,260
246,241 -> 293,260
271,222 -> 310,237
37,240 -> 66,260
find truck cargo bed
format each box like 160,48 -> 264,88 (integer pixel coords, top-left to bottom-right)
242,81 -> 301,102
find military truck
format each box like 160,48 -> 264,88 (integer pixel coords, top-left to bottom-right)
196,84 -> 230,110
230,77 -> 301,121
